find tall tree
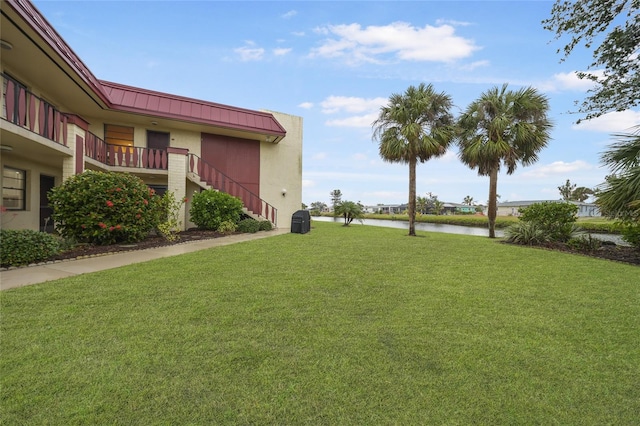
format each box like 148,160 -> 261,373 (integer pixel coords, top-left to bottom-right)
330,189 -> 342,216
310,201 -> 327,212
457,84 -> 553,238
543,0 -> 640,121
596,126 -> 640,222
572,186 -> 594,202
372,83 -> 455,236
559,179 -> 594,201
559,179 -> 577,200
463,195 -> 475,206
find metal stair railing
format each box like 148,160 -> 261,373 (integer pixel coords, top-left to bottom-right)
187,153 -> 277,226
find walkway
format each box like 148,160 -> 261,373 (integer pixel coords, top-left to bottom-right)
1,229 -> 290,291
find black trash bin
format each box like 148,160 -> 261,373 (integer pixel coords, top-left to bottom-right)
291,210 -> 311,234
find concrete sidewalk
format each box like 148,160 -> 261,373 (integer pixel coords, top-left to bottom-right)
1,229 -> 290,291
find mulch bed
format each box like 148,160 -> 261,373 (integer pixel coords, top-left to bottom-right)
503,240 -> 640,266
48,229 -> 229,262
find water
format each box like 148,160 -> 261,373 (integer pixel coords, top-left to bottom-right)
311,216 -> 504,237
312,215 -> 627,245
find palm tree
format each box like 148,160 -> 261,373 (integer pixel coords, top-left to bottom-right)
372,83 -> 455,236
463,195 -> 474,206
416,196 -> 428,215
335,200 -> 365,226
596,126 -> 640,222
457,84 -> 552,238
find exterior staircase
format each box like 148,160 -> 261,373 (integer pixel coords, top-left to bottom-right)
187,154 -> 277,226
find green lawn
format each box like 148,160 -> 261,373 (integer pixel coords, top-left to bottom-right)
2,221 -> 638,424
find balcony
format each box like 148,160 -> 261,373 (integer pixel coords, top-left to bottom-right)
84,132 -> 168,170
1,73 -> 68,147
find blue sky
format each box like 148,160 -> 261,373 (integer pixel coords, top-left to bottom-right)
34,1 -> 640,207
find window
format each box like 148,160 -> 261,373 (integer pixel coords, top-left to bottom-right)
104,124 -> 134,147
2,167 -> 26,210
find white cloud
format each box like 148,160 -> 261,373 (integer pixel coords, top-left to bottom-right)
302,179 -> 315,188
310,21 -> 479,65
459,60 -> 489,71
435,19 -> 472,27
538,70 -> 604,92
292,31 -> 305,37
282,10 -> 297,19
326,113 -> 378,128
320,95 -> 387,114
520,160 -> 594,178
573,110 -> 640,133
234,42 -> 265,61
273,47 -> 292,56
433,149 -> 457,163
298,101 -> 314,109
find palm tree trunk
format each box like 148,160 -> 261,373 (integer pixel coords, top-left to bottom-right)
488,168 -> 498,238
408,158 -> 416,236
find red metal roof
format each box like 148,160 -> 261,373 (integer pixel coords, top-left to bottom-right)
101,81 -> 286,137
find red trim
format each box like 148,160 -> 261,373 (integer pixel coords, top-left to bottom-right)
75,135 -> 84,174
66,114 -> 90,131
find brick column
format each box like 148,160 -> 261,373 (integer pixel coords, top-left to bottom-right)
167,147 -> 189,231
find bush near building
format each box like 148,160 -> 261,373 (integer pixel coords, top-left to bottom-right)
48,171 -> 161,245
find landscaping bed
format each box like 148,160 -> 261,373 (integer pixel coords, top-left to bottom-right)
48,229 -> 229,262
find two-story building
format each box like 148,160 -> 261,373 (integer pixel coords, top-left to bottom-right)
1,0 -> 302,233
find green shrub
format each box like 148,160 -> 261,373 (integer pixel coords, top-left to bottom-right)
620,223 -> 640,249
48,171 -> 161,245
156,191 -> 187,241
518,202 -> 579,242
237,218 -> 261,233
0,229 -> 61,267
505,222 -> 552,245
258,220 -> 273,231
217,220 -> 237,235
567,234 -> 602,251
189,190 -> 244,231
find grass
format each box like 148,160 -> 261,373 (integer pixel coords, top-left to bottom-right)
2,221 -> 638,424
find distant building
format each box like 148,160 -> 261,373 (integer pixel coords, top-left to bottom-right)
365,204 -> 405,214
497,200 -> 601,217
442,203 -> 476,215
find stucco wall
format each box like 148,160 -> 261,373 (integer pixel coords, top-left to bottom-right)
260,110 -> 303,230
0,155 -> 62,231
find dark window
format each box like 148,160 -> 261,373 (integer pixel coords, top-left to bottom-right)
2,167 -> 26,210
148,185 -> 167,197
147,130 -> 169,150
